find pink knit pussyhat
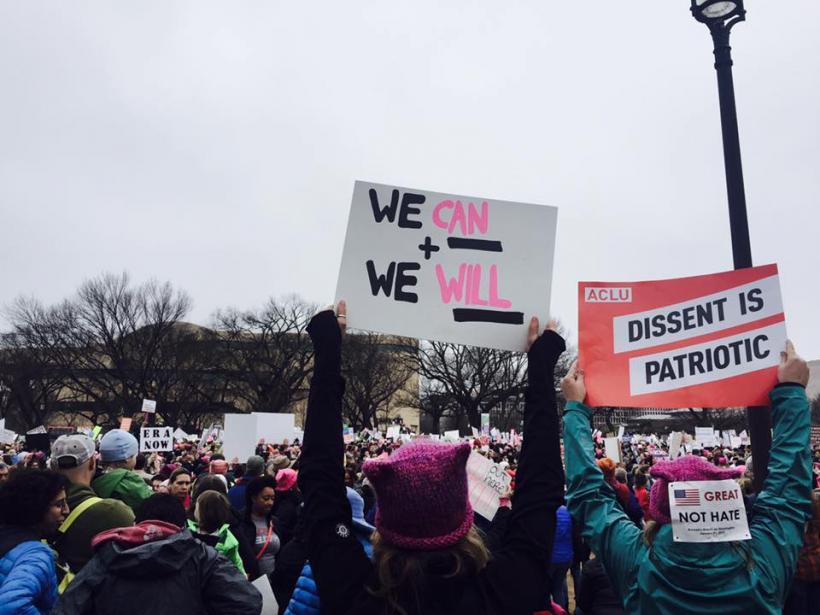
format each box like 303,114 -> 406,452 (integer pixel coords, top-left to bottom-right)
649,455 -> 743,524
363,440 -> 473,550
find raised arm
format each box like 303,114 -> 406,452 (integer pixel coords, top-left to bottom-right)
561,363 -> 643,602
481,318 -> 567,610
297,302 -> 371,612
749,341 -> 812,604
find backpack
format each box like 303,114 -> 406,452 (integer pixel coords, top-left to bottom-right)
55,496 -> 103,593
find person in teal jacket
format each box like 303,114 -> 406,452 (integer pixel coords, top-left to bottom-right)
561,341 -> 812,615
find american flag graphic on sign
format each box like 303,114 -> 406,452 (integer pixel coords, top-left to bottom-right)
673,488 -> 700,506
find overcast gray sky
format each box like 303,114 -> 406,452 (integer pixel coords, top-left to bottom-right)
1,1 -> 817,358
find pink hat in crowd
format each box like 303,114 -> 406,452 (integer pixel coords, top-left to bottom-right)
275,468 -> 298,492
362,440 -> 473,551
649,455 -> 743,524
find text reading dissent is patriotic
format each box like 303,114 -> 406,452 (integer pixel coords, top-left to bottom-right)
616,274 -> 785,396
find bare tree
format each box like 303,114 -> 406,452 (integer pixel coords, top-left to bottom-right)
4,272 -> 193,427
341,333 -> 416,430
212,296 -> 316,415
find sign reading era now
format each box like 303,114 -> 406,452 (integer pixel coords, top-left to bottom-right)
669,479 -> 750,543
579,264 -> 786,408
140,426 -> 174,452
336,181 -> 558,352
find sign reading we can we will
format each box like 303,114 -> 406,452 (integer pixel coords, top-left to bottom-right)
336,181 -> 558,352
579,264 -> 787,408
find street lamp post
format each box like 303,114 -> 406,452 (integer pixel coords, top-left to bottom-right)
689,0 -> 771,490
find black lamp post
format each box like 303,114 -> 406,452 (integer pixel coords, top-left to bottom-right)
689,0 -> 770,490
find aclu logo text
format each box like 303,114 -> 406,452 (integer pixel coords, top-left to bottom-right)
584,287 -> 633,303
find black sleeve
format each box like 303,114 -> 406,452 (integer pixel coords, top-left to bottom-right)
297,310 -> 372,612
478,330 -> 567,612
201,546 -> 264,615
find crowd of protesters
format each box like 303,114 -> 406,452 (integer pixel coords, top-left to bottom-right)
0,303 -> 818,614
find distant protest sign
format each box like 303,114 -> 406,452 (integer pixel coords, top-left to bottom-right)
335,181 -> 558,352
141,399 -> 157,414
579,264 -> 786,408
466,451 -> 512,520
140,427 -> 173,452
669,480 -> 750,543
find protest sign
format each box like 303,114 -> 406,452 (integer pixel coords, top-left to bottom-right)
140,427 -> 174,452
386,426 -> 401,440
253,413 -> 295,446
25,433 -> 50,452
223,415 -> 257,461
0,428 -> 17,445
443,430 -> 461,442
251,573 -> 279,615
91,425 -> 103,441
811,426 -> 820,447
669,479 -> 750,543
466,451 -> 512,521
173,428 -> 189,441
668,432 -> 683,459
730,436 -> 742,449
343,427 -> 355,444
26,425 -> 47,435
604,437 -> 622,463
141,399 -> 157,414
617,425 -> 625,440
579,264 -> 786,408
119,417 -> 132,432
335,181 -> 558,352
695,427 -> 717,448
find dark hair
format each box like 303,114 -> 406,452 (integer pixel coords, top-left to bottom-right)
169,468 -> 192,484
135,453 -> 147,471
244,475 -> 277,519
210,453 -> 225,461
0,469 -> 68,527
195,491 -> 231,534
635,473 -> 648,488
151,474 -> 164,484
136,493 -> 187,528
188,474 -> 228,517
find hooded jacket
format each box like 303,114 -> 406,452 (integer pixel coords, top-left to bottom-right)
563,384 -> 812,614
91,469 -> 153,514
0,526 -> 58,615
53,522 -> 262,615
186,520 -> 246,575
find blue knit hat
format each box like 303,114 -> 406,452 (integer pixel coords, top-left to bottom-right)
99,429 -> 139,463
346,487 -> 375,534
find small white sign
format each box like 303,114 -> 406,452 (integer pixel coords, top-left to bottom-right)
443,430 -> 461,442
604,437 -> 621,463
140,427 -> 174,452
141,399 -> 157,414
466,451 -> 512,520
173,428 -> 189,441
386,426 -> 401,440
669,479 -> 750,543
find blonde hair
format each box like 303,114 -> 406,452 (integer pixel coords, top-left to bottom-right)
368,527 -> 490,615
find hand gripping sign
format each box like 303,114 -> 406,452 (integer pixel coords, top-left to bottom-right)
579,264 -> 786,408
336,181 -> 558,352
669,480 -> 751,543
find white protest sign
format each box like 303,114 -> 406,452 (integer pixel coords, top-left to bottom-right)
617,425 -> 625,440
173,428 -> 189,441
223,414 -> 258,461
251,573 -> 279,615
443,430 -> 461,442
0,428 -> 17,445
466,451 -> 512,521
604,437 -> 621,463
26,425 -> 47,435
695,427 -> 717,448
253,413 -> 295,445
730,436 -> 742,449
335,181 -> 558,352
668,432 -> 683,459
141,399 -> 157,414
669,480 -> 750,543
140,427 -> 174,452
386,426 -> 400,440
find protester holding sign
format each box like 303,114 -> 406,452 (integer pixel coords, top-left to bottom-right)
561,341 -> 812,614
297,301 -> 566,614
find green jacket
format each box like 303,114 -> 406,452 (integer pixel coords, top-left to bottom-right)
92,469 -> 153,514
187,520 -> 246,575
563,384 -> 812,615
54,482 -> 135,573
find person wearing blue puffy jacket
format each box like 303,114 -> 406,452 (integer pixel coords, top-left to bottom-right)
0,469 -> 69,615
284,487 -> 375,615
547,504 -> 574,611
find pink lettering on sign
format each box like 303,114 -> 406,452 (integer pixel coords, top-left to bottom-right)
435,264 -> 511,308
432,200 -> 489,236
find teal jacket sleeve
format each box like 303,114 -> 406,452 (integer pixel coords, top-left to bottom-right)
563,401 -> 644,601
749,384 -> 812,604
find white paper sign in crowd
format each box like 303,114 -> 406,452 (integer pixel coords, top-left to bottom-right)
141,399 -> 157,414
140,427 -> 174,452
336,181 -> 559,352
669,479 -> 750,543
466,451 -> 512,521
